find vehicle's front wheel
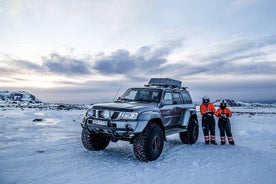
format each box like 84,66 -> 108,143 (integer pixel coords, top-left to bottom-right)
81,129 -> 110,151
179,118 -> 199,144
133,122 -> 164,161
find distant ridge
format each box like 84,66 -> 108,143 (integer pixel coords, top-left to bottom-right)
1,90 -> 275,109
0,90 -> 41,104
0,90 -> 88,110
213,99 -> 276,108
194,98 -> 276,108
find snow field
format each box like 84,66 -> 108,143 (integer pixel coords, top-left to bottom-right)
0,107 -> 276,184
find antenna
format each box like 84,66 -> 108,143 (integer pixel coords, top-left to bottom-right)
113,86 -> 121,101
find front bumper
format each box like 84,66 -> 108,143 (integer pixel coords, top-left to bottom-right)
80,117 -> 147,138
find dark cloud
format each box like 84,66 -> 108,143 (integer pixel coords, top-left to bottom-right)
0,53 -> 92,76
0,59 -> 42,75
14,60 -> 42,71
93,50 -> 135,74
42,53 -> 91,75
1,36 -> 275,79
93,39 -> 183,75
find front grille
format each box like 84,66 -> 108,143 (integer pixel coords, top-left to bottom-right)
111,112 -> 120,119
92,109 -> 121,120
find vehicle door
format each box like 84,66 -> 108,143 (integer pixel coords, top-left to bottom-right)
171,91 -> 185,125
178,91 -> 195,127
160,90 -> 176,127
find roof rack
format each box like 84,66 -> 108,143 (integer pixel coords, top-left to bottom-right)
148,78 -> 182,88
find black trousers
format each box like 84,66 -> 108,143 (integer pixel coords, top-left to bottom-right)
202,115 -> 216,140
218,118 -> 233,138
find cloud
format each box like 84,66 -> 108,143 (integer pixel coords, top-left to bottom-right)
93,50 -> 135,74
0,53 -> 92,76
0,58 -> 42,75
93,39 -> 183,75
1,36 -> 275,80
1,36 -> 275,103
165,36 -> 276,77
42,53 -> 91,75
0,39 -> 183,80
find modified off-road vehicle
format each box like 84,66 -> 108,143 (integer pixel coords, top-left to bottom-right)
80,78 -> 199,161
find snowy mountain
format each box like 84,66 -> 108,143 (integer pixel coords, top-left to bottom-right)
213,99 -> 276,108
0,90 -> 41,104
0,90 -> 88,110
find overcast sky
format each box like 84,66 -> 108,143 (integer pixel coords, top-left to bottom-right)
0,0 -> 276,104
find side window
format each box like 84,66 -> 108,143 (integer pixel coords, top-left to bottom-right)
173,92 -> 183,104
151,91 -> 161,102
164,92 -> 173,101
182,92 -> 192,104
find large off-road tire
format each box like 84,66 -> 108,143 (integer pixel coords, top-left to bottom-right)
179,118 -> 199,144
133,123 -> 164,161
81,129 -> 110,151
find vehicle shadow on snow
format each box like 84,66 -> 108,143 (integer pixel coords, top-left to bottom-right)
78,132 -> 268,164
79,136 -> 206,163
78,136 -> 276,183
80,141 -> 137,163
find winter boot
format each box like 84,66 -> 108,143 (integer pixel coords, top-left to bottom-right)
228,137 -> 234,145
205,140 -> 210,145
220,136 -> 226,145
211,140 -> 218,145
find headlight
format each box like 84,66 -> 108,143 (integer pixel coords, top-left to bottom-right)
120,112 -> 138,120
86,109 -> 93,117
102,110 -> 110,119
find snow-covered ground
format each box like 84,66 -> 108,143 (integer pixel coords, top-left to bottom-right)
1,107 -> 276,184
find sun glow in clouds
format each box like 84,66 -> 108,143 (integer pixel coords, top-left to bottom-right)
0,74 -> 85,89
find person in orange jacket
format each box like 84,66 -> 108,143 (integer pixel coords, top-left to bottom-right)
200,96 -> 217,145
215,100 -> 235,145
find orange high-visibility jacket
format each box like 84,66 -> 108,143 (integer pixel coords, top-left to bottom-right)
200,103 -> 216,115
215,107 -> 232,117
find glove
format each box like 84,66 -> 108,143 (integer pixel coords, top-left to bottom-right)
220,113 -> 228,119
205,111 -> 214,116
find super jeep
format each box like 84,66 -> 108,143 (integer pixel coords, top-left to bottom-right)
80,78 -> 199,161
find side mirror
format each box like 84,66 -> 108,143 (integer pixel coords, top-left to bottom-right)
163,100 -> 173,105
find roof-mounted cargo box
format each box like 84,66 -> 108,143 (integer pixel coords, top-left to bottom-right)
148,78 -> 182,88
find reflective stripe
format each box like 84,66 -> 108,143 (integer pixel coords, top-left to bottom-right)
204,136 -> 209,141
220,136 -> 226,141
228,137 -> 233,141
210,135 -> 216,140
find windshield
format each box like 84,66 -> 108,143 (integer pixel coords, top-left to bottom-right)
119,88 -> 162,103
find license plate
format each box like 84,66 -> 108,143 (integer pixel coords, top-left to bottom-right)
92,119 -> 108,126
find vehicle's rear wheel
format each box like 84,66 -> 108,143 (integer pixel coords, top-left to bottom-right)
133,123 -> 164,161
81,129 -> 110,151
179,118 -> 199,144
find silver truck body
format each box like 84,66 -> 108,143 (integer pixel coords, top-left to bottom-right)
81,86 -> 197,141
